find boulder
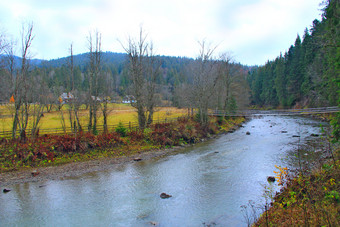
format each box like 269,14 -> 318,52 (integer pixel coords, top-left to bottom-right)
3,189 -> 11,193
160,193 -> 172,199
267,176 -> 276,182
246,131 -> 251,135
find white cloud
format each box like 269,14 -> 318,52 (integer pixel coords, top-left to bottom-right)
0,0 -> 322,65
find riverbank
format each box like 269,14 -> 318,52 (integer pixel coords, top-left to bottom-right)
0,145 -> 184,187
255,139 -> 340,226
0,116 -> 245,187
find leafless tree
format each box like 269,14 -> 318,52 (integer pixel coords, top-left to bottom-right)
66,44 -> 83,133
98,71 -> 117,133
0,33 -> 10,101
87,31 -> 102,134
215,53 -> 239,115
29,74 -> 48,137
12,22 -> 34,139
0,31 -> 8,68
122,27 -> 160,130
191,40 -> 219,126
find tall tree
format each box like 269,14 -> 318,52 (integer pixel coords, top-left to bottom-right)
87,31 -> 102,134
12,22 -> 34,139
192,40 -> 218,126
122,27 -> 160,130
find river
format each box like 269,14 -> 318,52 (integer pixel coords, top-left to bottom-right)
0,116 -> 325,226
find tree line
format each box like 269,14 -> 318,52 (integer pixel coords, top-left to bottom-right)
0,25 -> 249,138
248,0 -> 339,108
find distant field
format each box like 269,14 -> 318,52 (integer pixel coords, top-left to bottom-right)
0,103 -> 187,135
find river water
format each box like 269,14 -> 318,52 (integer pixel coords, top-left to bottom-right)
0,116 -> 324,226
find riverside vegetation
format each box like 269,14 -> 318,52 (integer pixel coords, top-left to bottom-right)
250,113 -> 340,226
0,116 -> 245,172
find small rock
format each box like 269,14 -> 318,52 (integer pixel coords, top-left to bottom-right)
292,135 -> 300,138
149,221 -> 158,226
160,193 -> 172,199
310,133 -> 319,137
3,189 -> 11,193
134,157 -> 142,162
214,151 -> 219,154
267,176 -> 276,182
281,131 -> 288,133
246,131 -> 250,135
31,170 -> 40,177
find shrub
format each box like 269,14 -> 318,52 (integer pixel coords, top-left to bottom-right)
115,122 -> 127,137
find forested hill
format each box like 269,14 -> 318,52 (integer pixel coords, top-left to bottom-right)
247,0 -> 339,108
42,52 -> 127,69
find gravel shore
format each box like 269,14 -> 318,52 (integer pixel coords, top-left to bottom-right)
0,146 -> 185,187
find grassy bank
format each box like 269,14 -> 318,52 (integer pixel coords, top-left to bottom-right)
0,116 -> 245,172
255,142 -> 340,226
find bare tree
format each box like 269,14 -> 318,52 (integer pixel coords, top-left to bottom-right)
29,73 -> 48,137
98,71 -> 116,133
12,22 -> 34,139
87,31 -> 102,134
0,33 -> 11,101
215,53 -> 238,115
122,27 -> 160,130
191,40 -> 219,126
65,44 -> 82,133
0,31 -> 8,68
145,43 -> 161,127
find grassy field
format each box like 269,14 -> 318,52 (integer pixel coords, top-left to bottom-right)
0,103 -> 187,135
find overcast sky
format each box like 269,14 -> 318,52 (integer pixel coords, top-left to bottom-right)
0,0 -> 323,65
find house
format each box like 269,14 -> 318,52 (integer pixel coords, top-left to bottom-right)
59,92 -> 74,104
122,95 -> 136,104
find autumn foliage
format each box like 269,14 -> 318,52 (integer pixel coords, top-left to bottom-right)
255,158 -> 340,226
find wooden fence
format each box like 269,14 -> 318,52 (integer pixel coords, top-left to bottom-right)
0,116 -> 181,138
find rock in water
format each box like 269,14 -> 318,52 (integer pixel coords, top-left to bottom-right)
149,221 -> 158,226
134,157 -> 142,161
267,176 -> 276,182
3,189 -> 11,193
160,193 -> 172,199
246,131 -> 250,135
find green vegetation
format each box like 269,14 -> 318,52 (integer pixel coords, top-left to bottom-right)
248,0 -> 339,108
255,151 -> 340,226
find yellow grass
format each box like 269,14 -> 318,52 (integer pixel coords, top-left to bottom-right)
0,103 -> 187,134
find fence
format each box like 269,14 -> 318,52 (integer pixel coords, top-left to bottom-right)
0,116 -> 182,138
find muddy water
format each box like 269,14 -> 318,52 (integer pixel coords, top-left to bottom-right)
0,116 -> 324,226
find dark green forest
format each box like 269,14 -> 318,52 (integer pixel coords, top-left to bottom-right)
248,0 -> 339,108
